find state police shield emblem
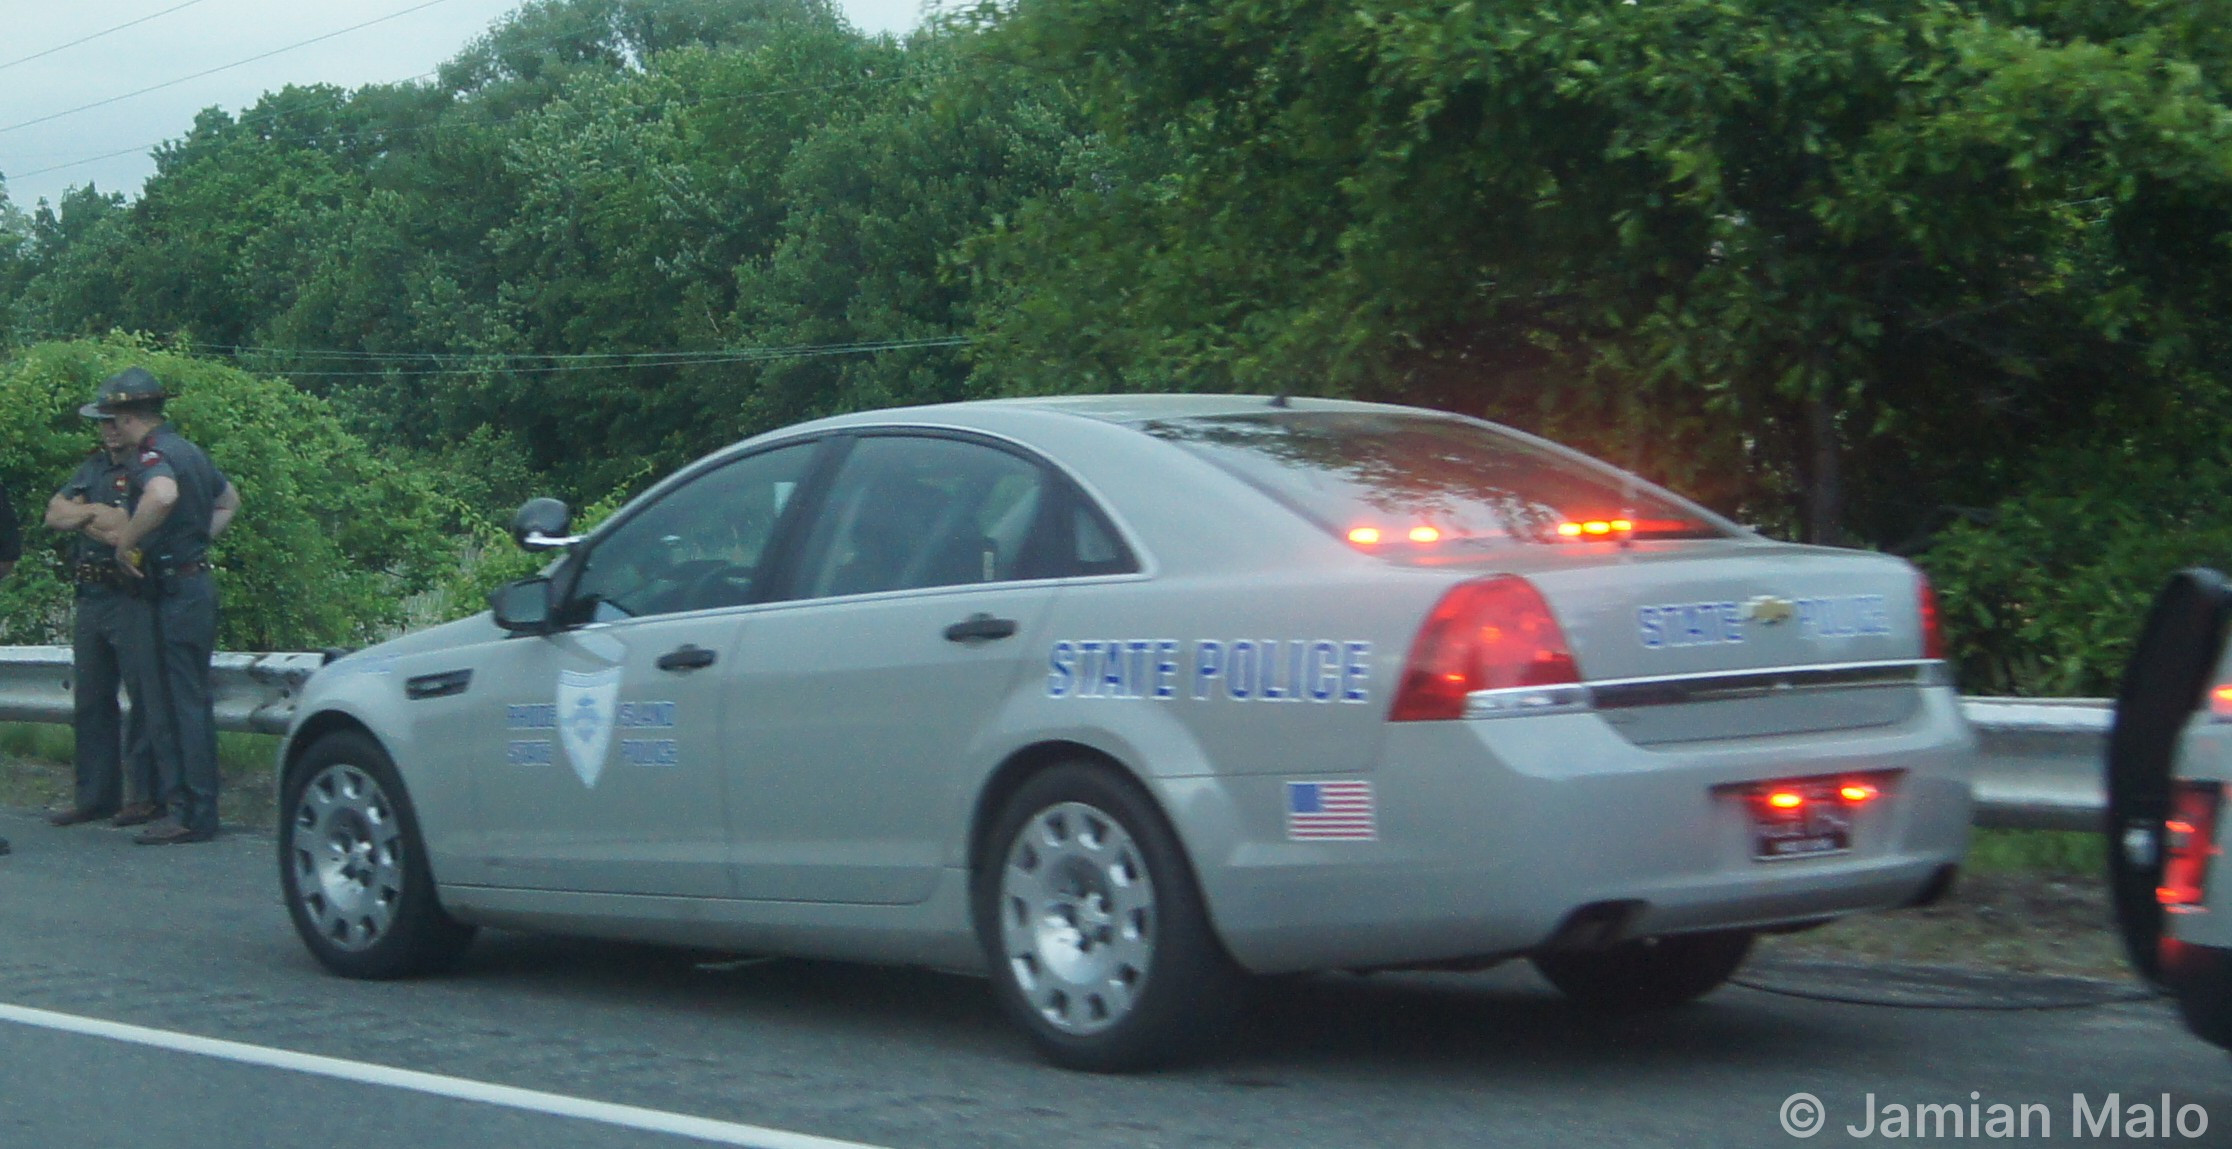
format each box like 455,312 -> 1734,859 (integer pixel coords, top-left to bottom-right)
556,666 -> 623,788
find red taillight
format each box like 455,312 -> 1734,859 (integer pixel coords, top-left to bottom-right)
1389,576 -> 1580,721
2159,782 -> 2224,908
1916,573 -> 1945,661
2212,684 -> 2232,721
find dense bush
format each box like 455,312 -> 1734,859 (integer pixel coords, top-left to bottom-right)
1917,420 -> 2232,697
0,339 -> 454,649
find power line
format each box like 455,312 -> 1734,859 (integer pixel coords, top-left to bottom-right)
228,336 -> 976,377
5,63 -> 938,182
0,0 -> 217,74
0,0 -> 461,137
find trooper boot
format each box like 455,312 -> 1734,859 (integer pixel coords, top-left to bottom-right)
133,819 -> 216,846
111,801 -> 163,827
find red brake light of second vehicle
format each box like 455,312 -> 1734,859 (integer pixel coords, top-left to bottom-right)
2159,782 -> 2224,908
1916,574 -> 1945,661
2211,685 -> 2232,721
1390,575 -> 1580,721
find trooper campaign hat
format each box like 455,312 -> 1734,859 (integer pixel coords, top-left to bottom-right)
79,366 -> 169,419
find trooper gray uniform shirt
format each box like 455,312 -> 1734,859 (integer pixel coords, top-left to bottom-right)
125,423 -> 230,838
127,426 -> 227,569
58,448 -> 158,818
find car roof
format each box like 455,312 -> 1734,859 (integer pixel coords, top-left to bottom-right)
783,393 -> 1441,438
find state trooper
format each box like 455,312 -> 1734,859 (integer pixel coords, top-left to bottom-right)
98,368 -> 240,846
0,484 -> 16,857
42,404 -> 162,830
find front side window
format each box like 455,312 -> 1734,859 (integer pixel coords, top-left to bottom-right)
792,436 -> 1052,599
568,442 -> 818,620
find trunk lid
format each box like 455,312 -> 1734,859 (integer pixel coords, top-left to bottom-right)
1519,541 -> 1935,744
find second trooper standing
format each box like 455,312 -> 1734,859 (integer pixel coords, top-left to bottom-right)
100,368 -> 240,846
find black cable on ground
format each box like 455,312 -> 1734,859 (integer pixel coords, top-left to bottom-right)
1730,974 -> 2163,1012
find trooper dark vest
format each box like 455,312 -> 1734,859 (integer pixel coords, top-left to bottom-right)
123,425 -> 226,569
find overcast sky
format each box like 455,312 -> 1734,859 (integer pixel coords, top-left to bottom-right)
0,0 -> 925,210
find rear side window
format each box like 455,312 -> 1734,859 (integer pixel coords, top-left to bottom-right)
1141,411 -> 1728,552
794,436 -> 1052,598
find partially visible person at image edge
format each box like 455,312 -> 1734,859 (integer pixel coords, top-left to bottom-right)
102,367 -> 240,846
0,483 -> 17,856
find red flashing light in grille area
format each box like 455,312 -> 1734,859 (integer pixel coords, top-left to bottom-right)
2159,782 -> 2225,908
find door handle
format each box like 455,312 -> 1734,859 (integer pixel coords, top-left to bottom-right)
656,644 -> 717,671
943,613 -> 1019,643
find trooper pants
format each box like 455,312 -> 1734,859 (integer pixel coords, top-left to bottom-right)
70,588 -> 158,815
146,572 -> 221,835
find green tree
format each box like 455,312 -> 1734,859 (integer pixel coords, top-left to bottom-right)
718,33 -> 1088,436
970,0 -> 2232,546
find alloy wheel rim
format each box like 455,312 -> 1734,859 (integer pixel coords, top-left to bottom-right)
289,764 -> 405,952
998,800 -> 1156,1036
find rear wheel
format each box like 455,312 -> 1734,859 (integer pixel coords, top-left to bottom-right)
279,731 -> 474,979
2107,569 -> 2232,986
1531,930 -> 1755,1011
975,761 -> 1245,1071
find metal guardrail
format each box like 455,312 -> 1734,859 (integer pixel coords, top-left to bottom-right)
1962,697 -> 2109,832
0,645 -> 323,737
0,646 -> 2111,828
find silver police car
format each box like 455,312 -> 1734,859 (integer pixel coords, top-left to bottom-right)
277,395 -> 1974,1070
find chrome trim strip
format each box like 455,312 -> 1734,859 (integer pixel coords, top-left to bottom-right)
1463,660 -> 1944,720
1463,684 -> 1592,720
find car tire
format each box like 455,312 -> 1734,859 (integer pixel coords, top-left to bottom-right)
2106,568 -> 2232,986
279,731 -> 475,979
1531,929 -> 1755,1011
974,760 -> 1246,1072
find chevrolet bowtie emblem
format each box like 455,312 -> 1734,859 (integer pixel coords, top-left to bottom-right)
1745,595 -> 1797,626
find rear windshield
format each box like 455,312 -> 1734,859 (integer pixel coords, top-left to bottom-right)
1141,411 -> 1729,552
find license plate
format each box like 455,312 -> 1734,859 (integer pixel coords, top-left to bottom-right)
1748,782 -> 1854,861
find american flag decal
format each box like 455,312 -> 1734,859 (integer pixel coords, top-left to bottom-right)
1285,780 -> 1377,841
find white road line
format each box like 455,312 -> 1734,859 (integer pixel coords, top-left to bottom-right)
0,1001 -> 896,1149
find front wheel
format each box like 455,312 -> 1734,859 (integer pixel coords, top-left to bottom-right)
279,731 -> 474,979
975,761 -> 1245,1071
1531,930 -> 1755,1011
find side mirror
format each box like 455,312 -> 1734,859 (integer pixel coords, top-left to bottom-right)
490,576 -> 556,633
510,497 -> 581,551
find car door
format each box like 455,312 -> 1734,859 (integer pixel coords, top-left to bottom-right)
470,440 -> 823,897
721,432 -> 1098,904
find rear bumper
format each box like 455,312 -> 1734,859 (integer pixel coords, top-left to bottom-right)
1177,688 -> 1974,973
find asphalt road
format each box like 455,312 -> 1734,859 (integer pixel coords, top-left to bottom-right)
0,806 -> 2226,1149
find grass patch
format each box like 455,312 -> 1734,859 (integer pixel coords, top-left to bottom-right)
1964,828 -> 2107,876
0,720 -> 282,831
